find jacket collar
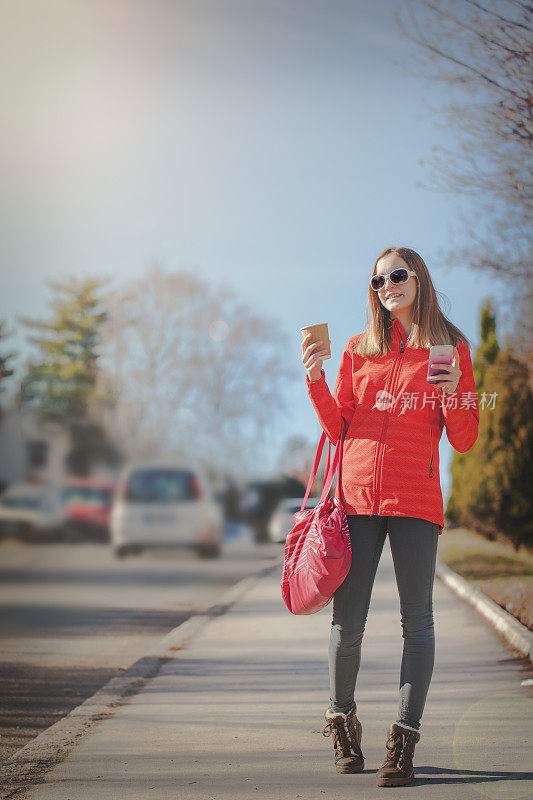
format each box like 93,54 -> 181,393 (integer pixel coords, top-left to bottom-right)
389,317 -> 407,351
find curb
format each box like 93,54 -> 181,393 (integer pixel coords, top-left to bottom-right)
0,557 -> 283,800
435,557 -> 533,661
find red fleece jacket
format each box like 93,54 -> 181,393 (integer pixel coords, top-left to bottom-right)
306,317 -> 479,535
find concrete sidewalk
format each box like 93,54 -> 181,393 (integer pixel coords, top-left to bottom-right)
5,538 -> 533,799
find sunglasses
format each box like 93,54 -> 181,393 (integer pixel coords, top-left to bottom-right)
370,268 -> 418,291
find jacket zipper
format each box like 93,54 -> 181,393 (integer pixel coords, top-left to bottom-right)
371,326 -> 405,515
429,425 -> 434,478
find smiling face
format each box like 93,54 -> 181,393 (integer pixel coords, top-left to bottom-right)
375,253 -> 418,322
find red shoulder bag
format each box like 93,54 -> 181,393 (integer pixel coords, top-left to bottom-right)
281,419 -> 351,615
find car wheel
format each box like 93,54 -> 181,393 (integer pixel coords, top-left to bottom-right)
64,524 -> 81,543
113,545 -> 130,558
196,544 -> 221,559
19,522 -> 36,542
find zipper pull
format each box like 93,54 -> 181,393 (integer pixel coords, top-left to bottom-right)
400,338 -> 404,352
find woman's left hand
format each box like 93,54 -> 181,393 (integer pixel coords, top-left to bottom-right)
428,347 -> 462,395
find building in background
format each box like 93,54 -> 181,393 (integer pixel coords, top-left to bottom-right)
0,406 -> 70,491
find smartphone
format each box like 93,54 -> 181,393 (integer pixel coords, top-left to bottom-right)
427,345 -> 454,385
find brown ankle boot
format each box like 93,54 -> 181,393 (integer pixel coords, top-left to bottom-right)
376,722 -> 420,787
321,704 -> 365,773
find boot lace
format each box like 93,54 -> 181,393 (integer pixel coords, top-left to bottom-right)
321,715 -> 362,760
384,730 -> 415,771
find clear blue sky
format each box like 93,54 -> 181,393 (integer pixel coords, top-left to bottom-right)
1,0 -> 491,500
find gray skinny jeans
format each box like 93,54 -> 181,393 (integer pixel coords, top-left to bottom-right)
328,514 -> 439,731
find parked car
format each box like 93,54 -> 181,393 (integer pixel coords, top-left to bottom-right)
0,482 -> 68,542
60,477 -> 116,542
267,496 -> 320,543
239,476 -> 309,543
109,460 -> 223,558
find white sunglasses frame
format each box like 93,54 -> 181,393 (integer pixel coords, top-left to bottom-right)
370,268 -> 418,292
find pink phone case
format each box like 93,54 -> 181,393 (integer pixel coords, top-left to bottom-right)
427,345 -> 454,384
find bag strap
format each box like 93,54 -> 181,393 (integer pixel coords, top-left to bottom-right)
299,417 -> 347,512
320,417 -> 347,503
334,417 -> 345,502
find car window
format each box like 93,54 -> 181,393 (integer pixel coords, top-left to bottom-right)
0,495 -> 43,510
125,469 -> 197,503
289,501 -> 318,513
62,487 -> 112,506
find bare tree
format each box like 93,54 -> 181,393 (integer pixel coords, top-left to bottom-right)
394,0 -> 533,372
0,320 -> 16,401
93,262 -> 298,480
275,434 -> 314,483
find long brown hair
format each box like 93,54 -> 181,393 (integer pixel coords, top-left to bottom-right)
353,246 -> 471,357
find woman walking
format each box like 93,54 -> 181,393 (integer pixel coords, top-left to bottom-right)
301,246 -> 479,787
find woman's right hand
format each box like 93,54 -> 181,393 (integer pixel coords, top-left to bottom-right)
302,332 -> 328,382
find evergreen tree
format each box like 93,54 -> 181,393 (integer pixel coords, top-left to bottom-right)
446,300 -> 497,524
463,348 -> 532,550
446,303 -> 533,549
475,301 -> 501,388
0,320 -> 16,399
18,277 -> 121,475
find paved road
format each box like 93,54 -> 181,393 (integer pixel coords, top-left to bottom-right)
4,534 -> 532,799
0,523 -> 282,764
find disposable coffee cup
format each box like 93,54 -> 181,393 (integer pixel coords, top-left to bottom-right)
300,322 -> 331,360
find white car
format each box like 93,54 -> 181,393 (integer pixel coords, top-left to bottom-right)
109,459 -> 224,558
267,496 -> 320,543
0,483 -> 67,541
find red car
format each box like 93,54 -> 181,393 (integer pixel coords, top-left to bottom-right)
60,477 -> 116,542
